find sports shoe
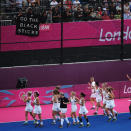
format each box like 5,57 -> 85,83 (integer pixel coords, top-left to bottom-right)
129,117 -> 131,120
79,123 -> 84,128
40,123 -> 43,127
108,117 -> 112,122
86,123 -> 91,127
67,122 -> 71,127
73,122 -> 76,125
51,122 -> 56,125
112,118 -> 117,121
33,120 -> 37,124
94,112 -> 98,115
76,122 -> 79,125
59,125 -> 63,128
115,112 -> 118,117
23,121 -> 28,125
35,123 -> 39,128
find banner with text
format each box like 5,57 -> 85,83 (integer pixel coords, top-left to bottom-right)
1,20 -> 131,52
0,81 -> 131,108
16,15 -> 39,36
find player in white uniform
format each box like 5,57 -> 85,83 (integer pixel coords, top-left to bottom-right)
79,92 -> 90,128
33,92 -> 43,127
94,82 -> 102,115
105,87 -> 117,121
22,91 -> 37,125
102,83 -> 108,115
88,77 -> 96,109
70,91 -> 79,125
51,89 -> 61,124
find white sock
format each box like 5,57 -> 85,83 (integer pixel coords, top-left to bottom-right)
113,109 -> 117,114
65,117 -> 69,124
73,117 -> 76,123
53,119 -> 56,123
93,105 -> 95,108
61,119 -> 64,126
40,121 -> 43,125
113,116 -> 116,119
103,109 -> 106,114
36,121 -> 39,124
108,115 -> 111,119
76,117 -> 79,123
80,122 -> 83,125
109,111 -> 112,116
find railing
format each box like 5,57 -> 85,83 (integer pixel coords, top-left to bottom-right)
0,20 -> 13,26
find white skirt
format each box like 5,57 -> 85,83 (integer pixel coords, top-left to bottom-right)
96,96 -> 102,103
106,100 -> 115,109
71,105 -> 77,113
25,105 -> 33,112
90,93 -> 96,98
103,98 -> 107,105
52,103 -> 60,112
60,108 -> 67,114
79,106 -> 88,115
33,105 -> 42,114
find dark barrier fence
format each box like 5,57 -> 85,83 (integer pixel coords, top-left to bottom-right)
0,0 -> 131,67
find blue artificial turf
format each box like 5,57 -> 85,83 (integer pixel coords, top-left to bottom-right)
0,113 -> 131,131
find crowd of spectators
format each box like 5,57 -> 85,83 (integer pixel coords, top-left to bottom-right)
0,0 -> 131,24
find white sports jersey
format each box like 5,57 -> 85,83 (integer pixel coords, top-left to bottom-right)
70,96 -> 77,112
102,89 -> 107,99
26,99 -> 32,106
33,98 -> 42,114
91,81 -> 96,87
25,99 -> 33,112
79,99 -> 88,114
105,93 -> 115,109
70,96 -> 77,105
95,88 -> 101,98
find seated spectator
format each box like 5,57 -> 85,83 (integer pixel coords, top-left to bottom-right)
124,2 -> 130,13
124,2 -> 131,19
110,12 -> 115,19
40,10 -> 47,23
50,0 -> 58,9
28,0 -> 40,6
47,9 -> 53,23
63,8 -> 73,22
97,7 -> 102,16
109,3 -> 117,15
22,0 -> 28,6
64,0 -> 72,10
16,0 -> 23,8
74,7 -> 83,21
90,7 -> 97,20
73,0 -> 80,5
82,7 -> 91,21
102,10 -> 110,20
114,10 -> 121,19
52,6 -> 61,23
116,3 -> 121,12
96,11 -> 102,20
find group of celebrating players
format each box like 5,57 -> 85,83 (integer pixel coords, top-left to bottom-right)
21,75 -> 131,128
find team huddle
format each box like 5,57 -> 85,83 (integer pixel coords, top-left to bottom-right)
21,77 -> 118,128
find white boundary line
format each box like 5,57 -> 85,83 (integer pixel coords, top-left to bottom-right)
0,112 -> 130,124
0,58 -> 131,69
